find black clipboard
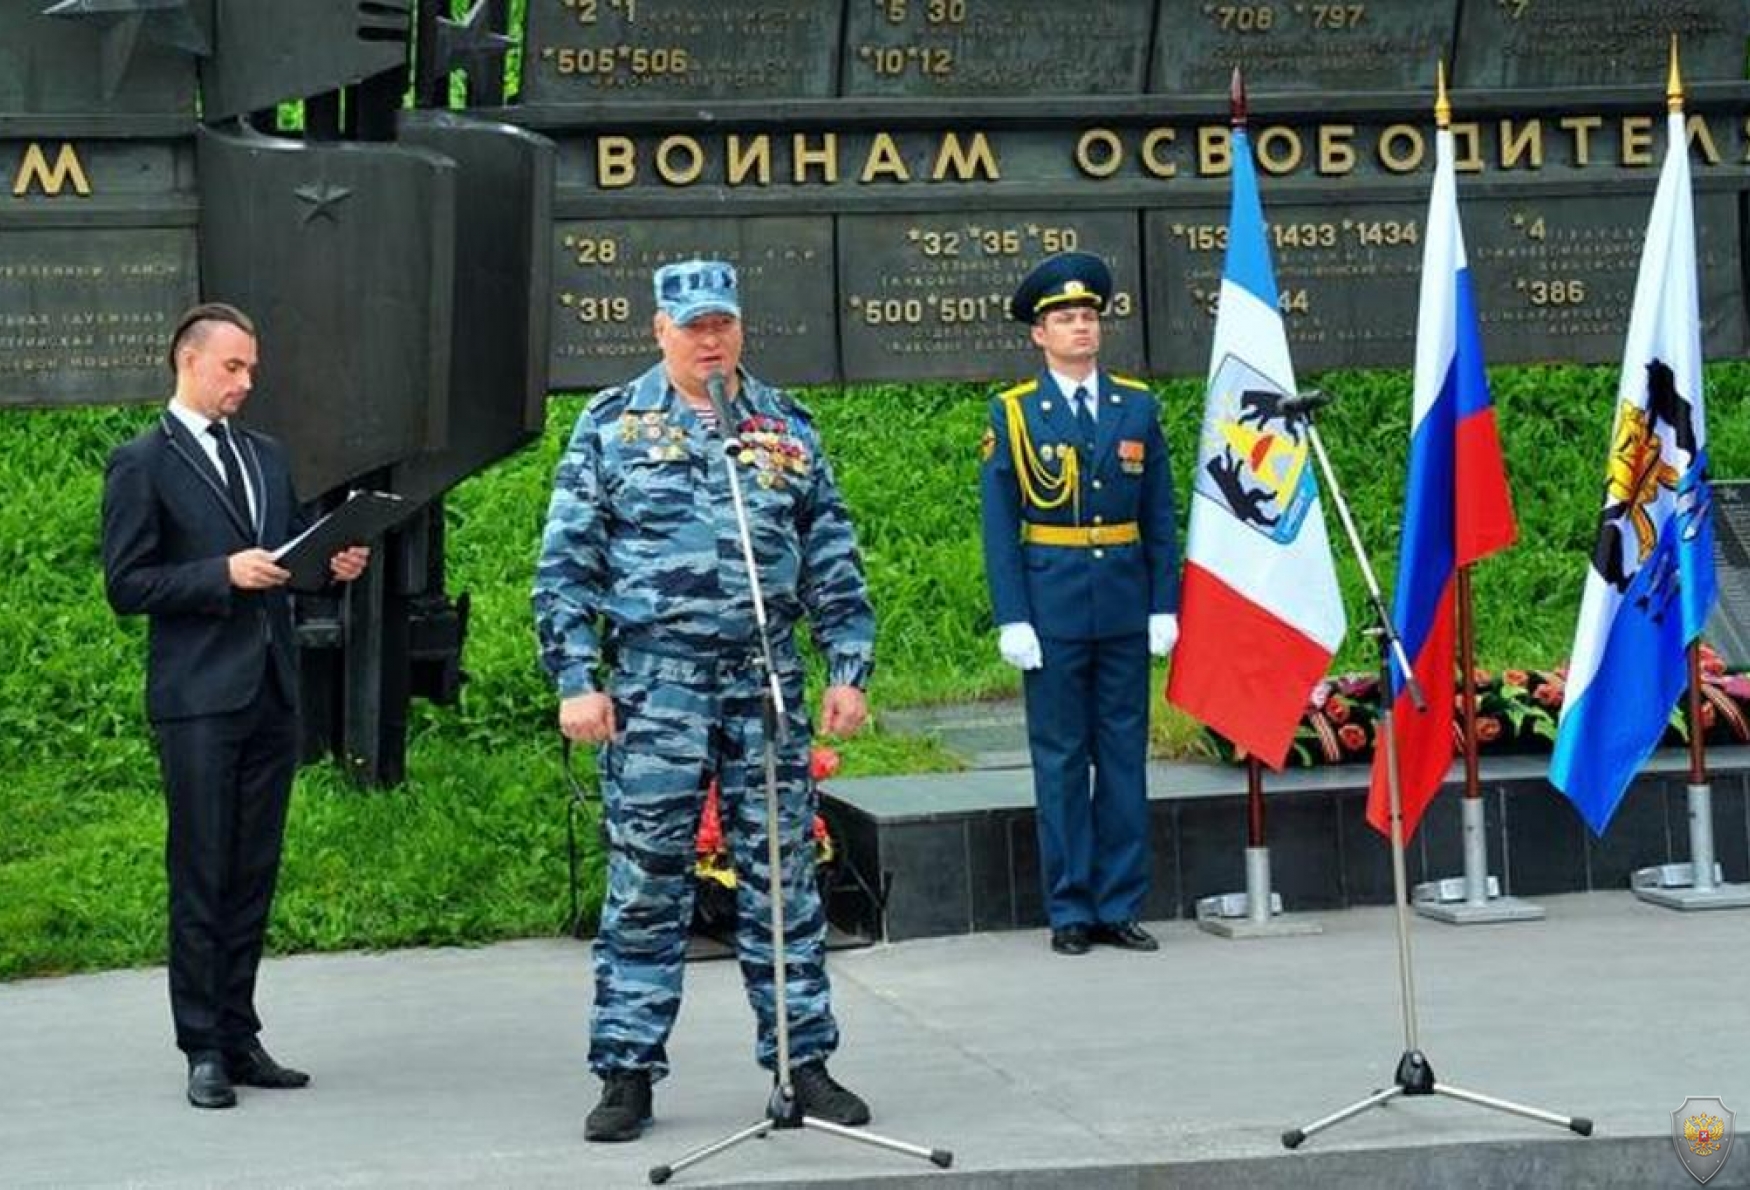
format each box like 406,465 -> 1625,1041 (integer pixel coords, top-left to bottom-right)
272,490 -> 409,592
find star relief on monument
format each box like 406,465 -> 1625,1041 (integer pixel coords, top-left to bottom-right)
435,0 -> 515,79
294,181 -> 355,225
42,0 -> 209,99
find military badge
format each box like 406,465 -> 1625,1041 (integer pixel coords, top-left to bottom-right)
1673,1096 -> 1736,1183
1118,439 -> 1146,474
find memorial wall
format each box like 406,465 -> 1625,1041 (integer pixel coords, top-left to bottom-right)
4,0 -> 1748,404
500,0 -> 1750,387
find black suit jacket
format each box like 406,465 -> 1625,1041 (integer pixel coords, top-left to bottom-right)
102,414 -> 306,723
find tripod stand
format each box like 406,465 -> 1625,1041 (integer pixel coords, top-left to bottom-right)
1281,399 -> 1591,1150
650,375 -> 952,1184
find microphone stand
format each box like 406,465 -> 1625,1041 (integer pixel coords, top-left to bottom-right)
1281,397 -> 1591,1150
650,375 -> 952,1184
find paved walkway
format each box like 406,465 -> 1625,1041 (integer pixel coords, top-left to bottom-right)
1,891 -> 1745,1188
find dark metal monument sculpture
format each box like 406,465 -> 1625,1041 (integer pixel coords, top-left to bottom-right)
3,0 -> 1749,782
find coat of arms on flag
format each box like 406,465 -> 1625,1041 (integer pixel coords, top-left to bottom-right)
1196,357 -> 1317,544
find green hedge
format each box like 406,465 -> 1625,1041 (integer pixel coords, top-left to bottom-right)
1,362 -> 1746,977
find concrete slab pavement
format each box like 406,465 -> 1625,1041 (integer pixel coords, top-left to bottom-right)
1,891 -> 1744,1188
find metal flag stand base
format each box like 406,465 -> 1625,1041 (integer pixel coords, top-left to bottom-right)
650,377 -> 951,1184
1412,798 -> 1546,925
1632,783 -> 1750,911
1197,846 -> 1323,939
1281,407 -> 1590,1151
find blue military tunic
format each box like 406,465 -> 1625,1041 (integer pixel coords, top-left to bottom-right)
534,361 -> 874,1078
980,369 -> 1180,929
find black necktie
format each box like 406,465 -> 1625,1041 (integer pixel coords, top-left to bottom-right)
207,422 -> 253,529
1073,385 -> 1096,450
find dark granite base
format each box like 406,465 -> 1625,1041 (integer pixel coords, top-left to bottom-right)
820,750 -> 1750,942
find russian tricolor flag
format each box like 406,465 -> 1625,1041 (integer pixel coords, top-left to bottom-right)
1167,121 -> 1345,769
1366,106 -> 1517,841
1550,71 -> 1716,834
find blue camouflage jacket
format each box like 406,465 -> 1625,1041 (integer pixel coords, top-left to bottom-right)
534,362 -> 875,697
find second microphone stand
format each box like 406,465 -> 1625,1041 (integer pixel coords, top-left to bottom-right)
650,378 -> 952,1184
1280,398 -> 1591,1150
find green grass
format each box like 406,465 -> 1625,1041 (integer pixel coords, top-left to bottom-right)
2,362 -> 1748,979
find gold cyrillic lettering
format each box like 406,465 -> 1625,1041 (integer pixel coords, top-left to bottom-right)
1198,126 -> 1232,176
1318,124 -> 1355,175
13,142 -> 92,197
860,132 -> 911,182
932,132 -> 999,181
1451,122 -> 1484,172
726,135 -> 771,186
1255,126 -> 1302,176
1558,115 -> 1601,165
596,136 -> 636,189
792,134 -> 839,183
1498,119 -> 1542,170
1074,128 -> 1123,178
1620,116 -> 1654,166
1685,113 -> 1721,166
655,136 -> 703,185
1378,124 -> 1425,173
1139,127 -> 1176,179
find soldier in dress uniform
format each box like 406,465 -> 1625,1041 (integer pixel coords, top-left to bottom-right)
534,260 -> 877,1142
979,251 -> 1181,956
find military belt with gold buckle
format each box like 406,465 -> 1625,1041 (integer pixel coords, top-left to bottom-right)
1019,521 -> 1140,548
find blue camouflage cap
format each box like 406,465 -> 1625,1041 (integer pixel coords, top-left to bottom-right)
654,259 -> 741,326
1009,251 -> 1112,323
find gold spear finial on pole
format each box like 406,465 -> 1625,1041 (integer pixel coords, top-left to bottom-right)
1667,34 -> 1684,113
1435,59 -> 1451,130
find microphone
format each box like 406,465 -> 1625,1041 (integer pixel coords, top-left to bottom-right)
1278,388 -> 1335,417
704,369 -> 741,445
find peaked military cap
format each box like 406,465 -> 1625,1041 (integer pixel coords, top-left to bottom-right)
654,258 -> 741,325
1009,251 -> 1112,323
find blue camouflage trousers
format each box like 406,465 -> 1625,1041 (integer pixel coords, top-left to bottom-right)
590,646 -> 838,1080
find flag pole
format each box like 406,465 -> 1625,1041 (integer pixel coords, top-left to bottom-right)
1631,640 -> 1750,909
1412,564 -> 1544,923
1625,38 -> 1750,913
1192,65 -> 1323,943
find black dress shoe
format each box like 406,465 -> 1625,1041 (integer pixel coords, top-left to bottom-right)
187,1051 -> 237,1109
1050,924 -> 1091,955
226,1044 -> 311,1089
1090,921 -> 1159,952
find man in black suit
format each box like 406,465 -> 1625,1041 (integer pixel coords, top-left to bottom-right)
101,303 -> 369,1109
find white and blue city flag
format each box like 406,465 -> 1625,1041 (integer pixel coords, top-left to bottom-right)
1549,78 -> 1718,834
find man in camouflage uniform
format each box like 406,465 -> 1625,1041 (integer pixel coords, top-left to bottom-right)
534,259 -> 876,1143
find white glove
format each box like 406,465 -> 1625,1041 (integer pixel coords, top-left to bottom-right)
998,622 -> 1044,671
1149,613 -> 1180,658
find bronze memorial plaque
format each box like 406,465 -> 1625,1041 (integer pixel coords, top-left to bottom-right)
1146,186 -> 1747,375
1454,0 -> 1750,89
2,136 -> 197,408
838,211 -> 1144,382
549,217 -> 836,390
521,0 -> 842,102
1152,0 -> 1457,95
0,226 -> 193,408
1708,481 -> 1750,670
1146,201 -> 1427,374
842,0 -> 1153,96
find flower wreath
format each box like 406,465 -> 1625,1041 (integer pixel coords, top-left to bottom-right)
1204,645 -> 1750,767
693,745 -> 839,888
